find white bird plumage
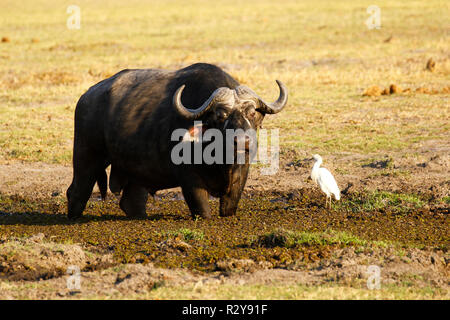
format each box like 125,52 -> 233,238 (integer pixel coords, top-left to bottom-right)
311,154 -> 340,208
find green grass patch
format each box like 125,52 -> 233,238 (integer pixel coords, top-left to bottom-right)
255,229 -> 389,248
335,191 -> 426,213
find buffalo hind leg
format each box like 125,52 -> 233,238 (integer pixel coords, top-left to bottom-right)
119,183 -> 148,218
109,166 -> 128,196
67,167 -> 98,220
181,186 -> 212,219
97,169 -> 108,200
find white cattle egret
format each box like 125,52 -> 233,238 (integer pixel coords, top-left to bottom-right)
310,154 -> 340,208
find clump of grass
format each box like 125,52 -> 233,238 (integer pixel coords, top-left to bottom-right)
441,196 -> 450,205
361,157 -> 394,169
335,191 -> 425,213
255,229 -> 385,248
164,228 -> 204,241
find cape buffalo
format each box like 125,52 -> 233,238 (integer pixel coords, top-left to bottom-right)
67,63 -> 288,220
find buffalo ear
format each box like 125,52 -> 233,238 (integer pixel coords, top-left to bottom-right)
182,123 -> 207,142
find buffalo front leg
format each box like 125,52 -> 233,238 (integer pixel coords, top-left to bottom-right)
220,165 -> 249,217
219,188 -> 242,217
181,186 -> 212,219
119,183 -> 148,218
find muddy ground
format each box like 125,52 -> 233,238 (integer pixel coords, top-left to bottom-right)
1,139 -> 449,201
0,146 -> 449,299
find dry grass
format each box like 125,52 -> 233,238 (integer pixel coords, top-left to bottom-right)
137,283 -> 449,300
2,278 -> 447,300
0,0 -> 449,163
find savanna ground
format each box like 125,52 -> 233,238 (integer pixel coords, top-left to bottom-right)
0,0 -> 449,299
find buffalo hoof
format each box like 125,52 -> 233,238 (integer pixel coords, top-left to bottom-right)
127,215 -> 147,220
67,199 -> 86,220
119,184 -> 148,218
119,201 -> 148,219
219,204 -> 238,217
125,211 -> 148,219
67,212 -> 82,220
219,211 -> 235,217
120,202 -> 148,219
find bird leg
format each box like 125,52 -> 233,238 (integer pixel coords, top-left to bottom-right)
327,196 -> 332,209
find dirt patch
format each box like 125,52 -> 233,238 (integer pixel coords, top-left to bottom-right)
0,234 -> 115,281
0,162 -> 73,200
293,246 -> 449,288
